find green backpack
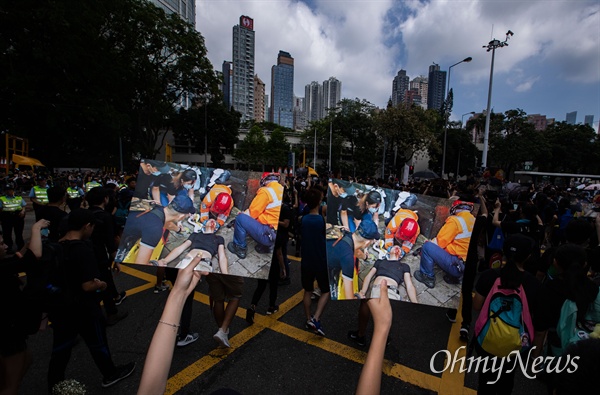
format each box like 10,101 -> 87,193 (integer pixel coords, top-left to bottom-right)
553,289 -> 600,355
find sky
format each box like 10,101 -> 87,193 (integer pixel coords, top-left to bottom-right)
196,0 -> 600,130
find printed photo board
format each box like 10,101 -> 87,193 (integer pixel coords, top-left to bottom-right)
115,159 -> 284,280
325,179 -> 479,309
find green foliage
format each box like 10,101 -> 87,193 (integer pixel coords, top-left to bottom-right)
265,128 -> 289,169
234,125 -> 267,171
0,0 -> 220,168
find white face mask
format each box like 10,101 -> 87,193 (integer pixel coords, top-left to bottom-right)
339,192 -> 348,198
183,184 -> 193,190
152,171 -> 161,176
368,207 -> 378,214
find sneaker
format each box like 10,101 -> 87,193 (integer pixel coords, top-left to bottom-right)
311,318 -> 325,336
106,311 -> 128,326
414,270 -> 435,289
101,362 -> 136,388
443,274 -> 461,285
227,242 -> 247,259
154,282 -> 169,293
254,243 -> 273,254
446,309 -> 457,323
348,330 -> 366,346
114,291 -> 127,306
305,316 -> 317,331
266,305 -> 279,315
246,305 -> 255,325
312,288 -> 322,300
213,329 -> 230,348
177,332 -> 199,347
459,325 -> 470,341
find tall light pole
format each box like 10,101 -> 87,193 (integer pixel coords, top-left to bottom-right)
328,119 -> 332,172
441,56 -> 472,178
204,101 -> 208,167
481,30 -> 513,170
461,111 -> 475,128
313,128 -> 317,168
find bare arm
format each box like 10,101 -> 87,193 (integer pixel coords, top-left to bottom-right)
157,240 -> 192,266
359,267 -> 377,297
404,273 -> 418,303
81,278 -> 107,292
356,279 -> 392,395
29,219 -> 50,258
138,256 -> 202,395
151,186 -> 162,205
340,210 -> 350,231
342,277 -> 356,300
217,244 -> 228,274
473,291 -> 485,311
492,200 -> 502,228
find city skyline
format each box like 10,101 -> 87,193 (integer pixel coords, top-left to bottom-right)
197,0 -> 599,130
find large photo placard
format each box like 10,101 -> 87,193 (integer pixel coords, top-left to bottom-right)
115,160 -> 284,280
325,179 -> 478,309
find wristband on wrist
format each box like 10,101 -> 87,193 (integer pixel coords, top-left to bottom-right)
158,320 -> 180,331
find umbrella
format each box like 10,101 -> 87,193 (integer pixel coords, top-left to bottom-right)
584,184 -> 600,191
576,184 -> 586,190
412,170 -> 440,180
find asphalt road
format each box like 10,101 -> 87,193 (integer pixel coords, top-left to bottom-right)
16,208 -> 548,394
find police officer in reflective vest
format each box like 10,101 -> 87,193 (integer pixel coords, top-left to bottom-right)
66,178 -> 85,212
0,182 -> 26,251
29,174 -> 49,221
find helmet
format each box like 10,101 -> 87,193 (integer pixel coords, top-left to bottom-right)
260,172 -> 280,187
450,200 -> 474,215
211,192 -> 232,215
182,169 -> 197,182
395,218 -> 418,241
366,190 -> 382,205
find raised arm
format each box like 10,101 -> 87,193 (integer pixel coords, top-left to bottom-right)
157,240 -> 192,267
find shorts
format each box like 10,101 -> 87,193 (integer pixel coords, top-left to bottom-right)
205,273 -> 244,301
301,267 -> 330,294
369,284 -> 402,301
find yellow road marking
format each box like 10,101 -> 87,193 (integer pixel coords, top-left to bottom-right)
121,262 -> 473,394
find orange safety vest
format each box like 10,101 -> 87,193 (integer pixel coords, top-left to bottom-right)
248,181 -> 283,229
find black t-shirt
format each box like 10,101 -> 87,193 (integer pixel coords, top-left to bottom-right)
155,173 -> 178,196
341,195 -> 359,224
187,232 -> 225,257
89,206 -> 116,265
326,186 -> 342,225
38,205 -> 69,242
134,172 -> 157,199
475,268 -> 542,328
62,240 -> 101,311
373,259 -> 410,285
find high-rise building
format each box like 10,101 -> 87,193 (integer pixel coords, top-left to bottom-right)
323,77 -> 342,115
566,111 -> 577,125
222,61 -> 233,110
270,51 -> 294,128
584,115 -> 594,127
253,75 -> 266,123
150,0 -> 195,26
404,89 -> 422,108
391,70 -> 410,107
232,15 -> 255,122
427,64 -> 446,111
527,114 -> 549,131
293,96 -> 307,131
410,76 -> 428,109
305,81 -> 323,122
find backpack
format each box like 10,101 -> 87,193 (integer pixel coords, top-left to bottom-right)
553,289 -> 600,356
474,277 -> 535,357
114,199 -> 131,228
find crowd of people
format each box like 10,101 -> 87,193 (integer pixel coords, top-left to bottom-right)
2,163 -> 600,394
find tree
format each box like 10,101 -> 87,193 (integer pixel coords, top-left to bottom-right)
0,0 -> 220,168
265,128 -> 289,169
542,122 -> 599,174
233,125 -> 267,171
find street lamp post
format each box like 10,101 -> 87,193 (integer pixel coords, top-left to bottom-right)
204,102 -> 208,167
328,120 -> 332,172
441,56 -> 472,178
313,128 -> 317,167
481,30 -> 513,170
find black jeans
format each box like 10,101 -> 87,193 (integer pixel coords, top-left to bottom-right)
0,212 -> 25,251
47,308 -> 116,391
251,256 -> 279,307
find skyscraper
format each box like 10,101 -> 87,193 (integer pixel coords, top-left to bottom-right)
584,115 -> 594,127
391,70 -> 410,107
293,96 -> 307,131
270,50 -> 294,128
323,77 -> 342,115
254,75 -> 266,123
150,0 -> 195,26
222,61 -> 233,110
410,76 -> 428,109
427,63 -> 446,111
305,81 -> 323,122
232,15 -> 255,122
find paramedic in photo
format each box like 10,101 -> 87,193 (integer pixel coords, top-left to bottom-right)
357,245 -> 418,303
384,210 -> 420,258
199,187 -> 234,228
227,172 -> 283,259
414,200 -> 475,289
154,219 -> 228,274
